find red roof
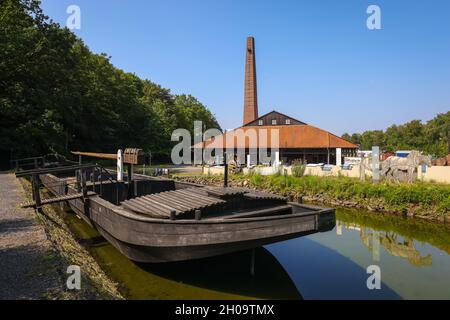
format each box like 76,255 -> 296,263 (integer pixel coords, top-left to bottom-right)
195,124 -> 357,149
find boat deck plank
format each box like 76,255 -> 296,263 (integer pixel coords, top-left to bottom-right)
121,187 -> 286,219
122,188 -> 226,218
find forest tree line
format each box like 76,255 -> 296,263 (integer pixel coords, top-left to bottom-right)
342,111 -> 450,157
0,0 -> 220,168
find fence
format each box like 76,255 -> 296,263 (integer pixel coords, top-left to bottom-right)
417,166 -> 450,184
203,164 -> 450,184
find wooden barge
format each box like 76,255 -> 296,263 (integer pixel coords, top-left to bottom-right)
22,165 -> 335,263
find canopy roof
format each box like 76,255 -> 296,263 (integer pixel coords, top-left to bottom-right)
195,124 -> 357,149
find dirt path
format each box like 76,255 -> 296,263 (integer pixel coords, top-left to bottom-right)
0,173 -> 62,299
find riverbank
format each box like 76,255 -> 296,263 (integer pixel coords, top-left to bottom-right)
173,174 -> 450,224
12,176 -> 123,299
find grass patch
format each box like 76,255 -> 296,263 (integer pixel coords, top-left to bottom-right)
174,173 -> 450,218
247,175 -> 450,214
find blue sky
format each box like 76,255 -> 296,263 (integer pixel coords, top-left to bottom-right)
41,0 -> 450,135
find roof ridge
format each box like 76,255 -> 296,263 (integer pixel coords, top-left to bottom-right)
242,110 -> 307,126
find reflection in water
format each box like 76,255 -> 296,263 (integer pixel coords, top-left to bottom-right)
267,237 -> 402,299
341,220 -> 434,267
336,209 -> 450,255
270,208 -> 450,300
137,248 -> 302,300
357,227 -> 432,267
61,204 -> 450,300
63,210 -> 301,300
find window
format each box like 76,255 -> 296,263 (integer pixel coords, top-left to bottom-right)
285,119 -> 291,125
271,119 -> 277,125
258,120 -> 263,126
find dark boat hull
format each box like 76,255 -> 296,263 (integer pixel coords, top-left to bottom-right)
94,212 -> 331,263
98,228 -> 318,263
40,173 -> 335,263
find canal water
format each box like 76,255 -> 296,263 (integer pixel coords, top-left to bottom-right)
62,207 -> 450,300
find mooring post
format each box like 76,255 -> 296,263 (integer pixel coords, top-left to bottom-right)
127,163 -> 133,199
250,249 -> 255,277
90,170 -> 95,195
127,164 -> 133,183
80,169 -> 90,217
32,174 -> 42,212
117,149 -> 124,182
195,209 -> 202,221
31,176 -> 36,201
76,170 -> 81,193
81,169 -> 88,199
97,166 -> 103,196
59,178 -> 66,210
170,211 -> 176,221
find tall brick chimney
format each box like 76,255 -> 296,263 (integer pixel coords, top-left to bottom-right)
243,37 -> 258,125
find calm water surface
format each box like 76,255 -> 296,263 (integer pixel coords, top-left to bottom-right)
63,207 -> 450,300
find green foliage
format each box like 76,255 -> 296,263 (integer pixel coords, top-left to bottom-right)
337,209 -> 450,253
438,197 -> 450,213
342,112 -> 450,157
291,161 -> 306,178
0,0 -> 220,166
246,174 -> 450,215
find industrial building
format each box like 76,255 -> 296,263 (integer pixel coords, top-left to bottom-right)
199,37 -> 357,165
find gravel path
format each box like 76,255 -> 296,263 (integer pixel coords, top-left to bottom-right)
0,173 -> 61,299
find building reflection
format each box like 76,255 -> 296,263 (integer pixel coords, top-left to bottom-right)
336,220 -> 433,266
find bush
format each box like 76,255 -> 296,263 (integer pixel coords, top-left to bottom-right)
291,161 -> 306,178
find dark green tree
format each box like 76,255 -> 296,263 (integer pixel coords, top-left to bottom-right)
342,111 -> 450,157
0,0 -> 221,168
